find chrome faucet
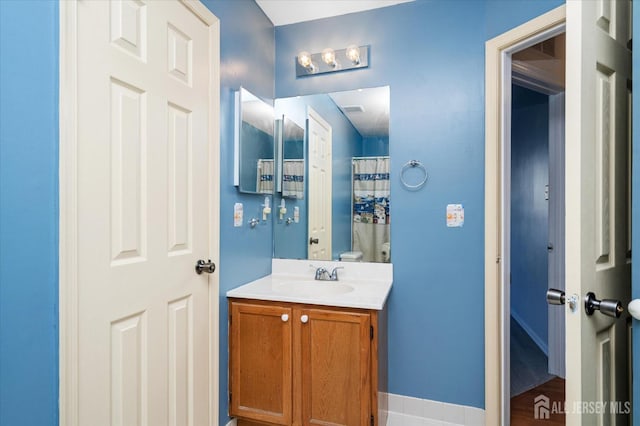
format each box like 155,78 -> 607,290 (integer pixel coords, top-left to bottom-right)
314,267 -> 330,280
312,265 -> 344,281
329,266 -> 344,281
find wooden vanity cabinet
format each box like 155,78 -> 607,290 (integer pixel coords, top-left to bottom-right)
229,301 -> 293,425
229,299 -> 387,426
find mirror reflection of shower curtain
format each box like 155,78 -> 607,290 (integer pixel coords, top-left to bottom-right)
257,159 -> 274,193
352,157 -> 390,262
282,159 -> 304,199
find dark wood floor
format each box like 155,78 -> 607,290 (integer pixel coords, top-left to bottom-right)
511,377 -> 565,425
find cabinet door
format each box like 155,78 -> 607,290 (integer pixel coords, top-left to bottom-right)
230,302 -> 292,425
298,308 -> 371,426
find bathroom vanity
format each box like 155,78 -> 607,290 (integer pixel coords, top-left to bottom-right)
227,259 -> 392,426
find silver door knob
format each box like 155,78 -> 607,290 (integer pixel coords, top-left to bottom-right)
195,259 -> 216,275
546,288 -> 565,305
585,292 -> 624,318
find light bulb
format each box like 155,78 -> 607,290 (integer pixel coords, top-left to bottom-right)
297,51 -> 315,71
345,45 -> 360,65
322,48 -> 337,67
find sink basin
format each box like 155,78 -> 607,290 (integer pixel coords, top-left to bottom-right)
274,281 -> 354,297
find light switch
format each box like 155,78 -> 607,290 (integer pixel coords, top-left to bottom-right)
446,204 -> 464,227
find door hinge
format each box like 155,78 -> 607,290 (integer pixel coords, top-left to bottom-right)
370,414 -> 374,426
229,315 -> 232,325
370,326 -> 374,340
229,391 -> 232,403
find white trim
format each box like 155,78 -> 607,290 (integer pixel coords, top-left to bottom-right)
59,2 -> 220,424
484,5 -> 566,425
199,4 -> 221,426
59,1 -> 79,423
547,92 -> 566,378
383,392 -> 485,426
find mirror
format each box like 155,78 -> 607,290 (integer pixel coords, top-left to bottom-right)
277,116 -> 305,199
273,86 -> 390,263
234,87 -> 275,194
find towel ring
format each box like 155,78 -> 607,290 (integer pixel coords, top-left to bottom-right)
400,160 -> 428,190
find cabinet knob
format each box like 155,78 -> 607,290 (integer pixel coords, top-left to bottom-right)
281,314 -> 289,322
300,314 -> 309,323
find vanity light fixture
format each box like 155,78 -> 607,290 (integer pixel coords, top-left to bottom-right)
321,48 -> 337,68
297,51 -> 316,73
345,45 -> 360,65
296,45 -> 369,78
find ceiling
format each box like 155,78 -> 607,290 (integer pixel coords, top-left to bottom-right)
328,86 -> 390,138
255,0 -> 414,26
512,33 -> 566,94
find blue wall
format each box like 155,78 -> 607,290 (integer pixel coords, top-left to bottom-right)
361,136 -> 389,157
510,85 -> 550,353
275,0 -> 563,408
199,1 -> 275,424
0,1 -> 59,425
632,3 -> 640,424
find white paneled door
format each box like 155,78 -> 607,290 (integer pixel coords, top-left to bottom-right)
307,108 -> 332,261
70,1 -> 219,425
565,0 -> 631,425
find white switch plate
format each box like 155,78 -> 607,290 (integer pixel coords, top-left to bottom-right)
446,204 -> 464,227
234,203 -> 243,227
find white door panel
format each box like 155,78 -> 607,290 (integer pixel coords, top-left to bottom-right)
75,1 -> 217,424
565,0 -> 631,424
308,108 -> 332,260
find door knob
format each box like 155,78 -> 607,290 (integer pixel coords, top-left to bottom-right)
584,292 -> 624,318
195,259 -> 216,275
628,300 -> 640,320
281,314 -> 289,322
300,314 -> 309,323
309,237 -> 319,245
546,288 -> 565,305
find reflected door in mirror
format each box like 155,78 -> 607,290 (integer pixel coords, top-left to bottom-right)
307,108 -> 332,260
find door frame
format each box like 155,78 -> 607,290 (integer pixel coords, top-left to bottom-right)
58,1 -> 221,424
484,5 -> 566,425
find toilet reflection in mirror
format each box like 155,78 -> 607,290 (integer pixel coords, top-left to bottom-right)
273,86 -> 390,263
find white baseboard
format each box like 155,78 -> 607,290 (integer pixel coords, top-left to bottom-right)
226,398 -> 484,426
382,392 -> 485,426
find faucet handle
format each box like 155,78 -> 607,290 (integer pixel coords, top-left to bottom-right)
330,266 -> 344,280
312,265 -> 329,280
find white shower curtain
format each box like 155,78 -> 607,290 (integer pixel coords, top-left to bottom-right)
282,159 -> 304,199
352,157 -> 390,262
256,159 -> 274,193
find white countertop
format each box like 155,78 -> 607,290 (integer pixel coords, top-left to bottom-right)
226,259 -> 393,310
